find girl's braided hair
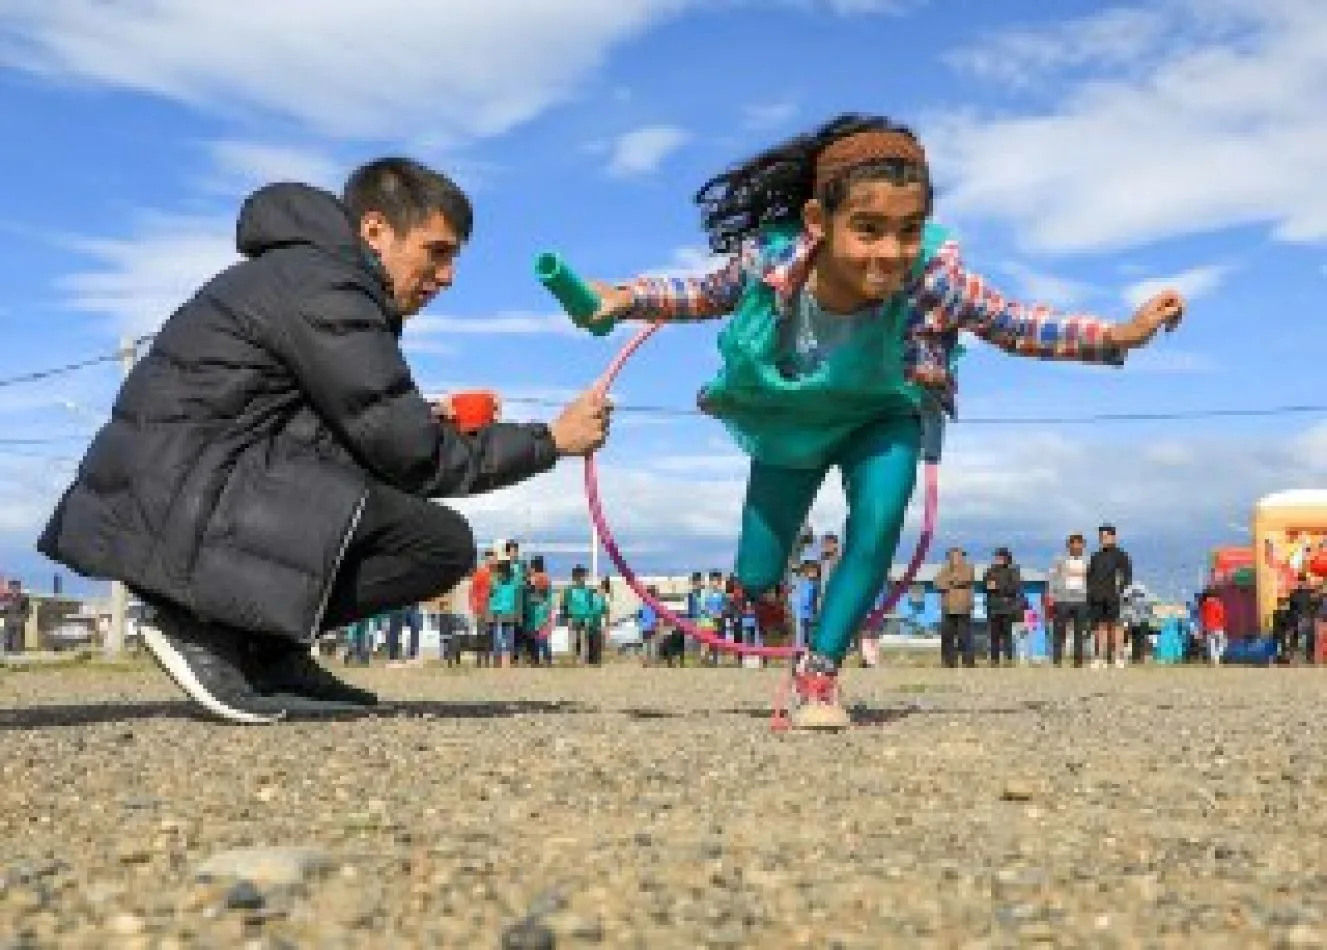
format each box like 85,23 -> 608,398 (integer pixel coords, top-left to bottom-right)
694,113 -> 932,254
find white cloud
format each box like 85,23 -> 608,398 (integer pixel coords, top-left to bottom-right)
401,339 -> 457,358
812,0 -> 915,12
929,0 -> 1327,253
998,262 -> 1095,307
440,418 -> 1327,592
59,215 -> 236,337
0,1 -> 697,141
409,313 -> 577,337
203,141 -> 341,194
0,2 -> 899,144
742,100 -> 798,130
1121,349 -> 1218,375
0,454 -> 79,536
606,125 -> 690,177
944,7 -> 1170,89
1122,263 -> 1234,309
6,408 -> 1323,597
639,245 -> 728,279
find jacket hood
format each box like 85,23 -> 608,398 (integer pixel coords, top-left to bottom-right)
235,182 -> 398,328
237,183 -> 362,263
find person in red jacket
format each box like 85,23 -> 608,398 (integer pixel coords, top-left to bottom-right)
1200,589 -> 1227,666
468,549 -> 496,667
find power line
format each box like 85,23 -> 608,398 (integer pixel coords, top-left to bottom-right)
502,396 -> 1327,425
1,337 -> 1324,426
0,333 -> 153,390
0,436 -> 96,445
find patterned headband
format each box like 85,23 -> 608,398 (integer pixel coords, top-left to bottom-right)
813,130 -> 928,192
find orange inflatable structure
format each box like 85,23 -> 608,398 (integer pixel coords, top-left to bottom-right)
1254,490 -> 1327,632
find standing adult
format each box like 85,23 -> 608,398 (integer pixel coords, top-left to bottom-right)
933,547 -> 975,668
1087,525 -> 1133,668
2,579 -> 31,654
1047,534 -> 1091,667
982,548 -> 1022,667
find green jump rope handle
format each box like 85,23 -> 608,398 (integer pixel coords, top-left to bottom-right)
534,251 -> 614,337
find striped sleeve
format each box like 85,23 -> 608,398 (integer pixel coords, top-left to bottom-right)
623,240 -> 759,322
915,241 -> 1125,365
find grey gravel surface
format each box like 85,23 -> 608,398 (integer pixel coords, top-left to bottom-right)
2,658 -> 1325,948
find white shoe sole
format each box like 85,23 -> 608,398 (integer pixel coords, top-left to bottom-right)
142,627 -> 284,725
790,703 -> 852,731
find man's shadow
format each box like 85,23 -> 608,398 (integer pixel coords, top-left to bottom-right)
0,698 -> 595,730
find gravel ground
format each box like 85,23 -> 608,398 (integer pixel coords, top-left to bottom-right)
2,656 -> 1325,949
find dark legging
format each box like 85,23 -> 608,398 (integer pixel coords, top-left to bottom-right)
988,614 -> 1015,665
733,415 -> 919,664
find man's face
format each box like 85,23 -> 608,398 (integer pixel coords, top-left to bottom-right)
1068,538 -> 1085,557
822,537 -> 839,559
947,549 -> 962,566
359,209 -> 462,318
1100,530 -> 1116,548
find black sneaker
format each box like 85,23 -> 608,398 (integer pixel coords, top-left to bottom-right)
140,604 -> 286,725
246,637 -> 379,707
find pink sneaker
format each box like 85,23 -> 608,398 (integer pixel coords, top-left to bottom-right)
789,670 -> 850,730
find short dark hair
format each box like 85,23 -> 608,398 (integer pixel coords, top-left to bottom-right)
530,555 -> 545,571
343,157 -> 473,241
1068,533 -> 1085,544
1098,524 -> 1116,535
504,540 -> 520,553
571,565 -> 587,579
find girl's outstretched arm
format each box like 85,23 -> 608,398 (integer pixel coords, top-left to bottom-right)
590,241 -> 760,324
914,240 -> 1126,364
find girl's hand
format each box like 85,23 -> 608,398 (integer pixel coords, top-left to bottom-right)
1109,291 -> 1185,350
587,281 -> 636,327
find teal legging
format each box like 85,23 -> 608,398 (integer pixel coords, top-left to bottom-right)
735,415 -> 920,663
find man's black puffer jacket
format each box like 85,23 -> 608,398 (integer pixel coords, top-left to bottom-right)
38,183 -> 557,640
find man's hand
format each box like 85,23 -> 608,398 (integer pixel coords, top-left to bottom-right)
1108,291 -> 1185,350
549,389 -> 612,457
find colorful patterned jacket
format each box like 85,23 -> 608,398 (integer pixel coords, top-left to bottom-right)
626,225 -> 1125,415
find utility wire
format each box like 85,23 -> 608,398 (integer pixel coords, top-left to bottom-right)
502,396 -> 1327,426
1,337 -> 1324,426
0,333 -> 153,389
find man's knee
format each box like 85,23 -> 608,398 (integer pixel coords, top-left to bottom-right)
417,504 -> 477,587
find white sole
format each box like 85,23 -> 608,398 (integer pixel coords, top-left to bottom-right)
790,704 -> 852,731
142,626 -> 284,725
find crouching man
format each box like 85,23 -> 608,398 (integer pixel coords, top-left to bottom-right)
38,158 -> 610,722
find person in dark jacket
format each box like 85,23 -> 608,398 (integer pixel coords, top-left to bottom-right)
1087,524 -> 1133,668
2,579 -> 31,654
981,547 -> 1022,667
37,158 -> 610,723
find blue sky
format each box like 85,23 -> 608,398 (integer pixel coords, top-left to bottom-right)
1,0 -> 1324,599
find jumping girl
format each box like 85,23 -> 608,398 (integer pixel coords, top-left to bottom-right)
585,113 -> 1184,728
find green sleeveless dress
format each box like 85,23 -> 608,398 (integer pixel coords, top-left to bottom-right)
698,221 -> 949,470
